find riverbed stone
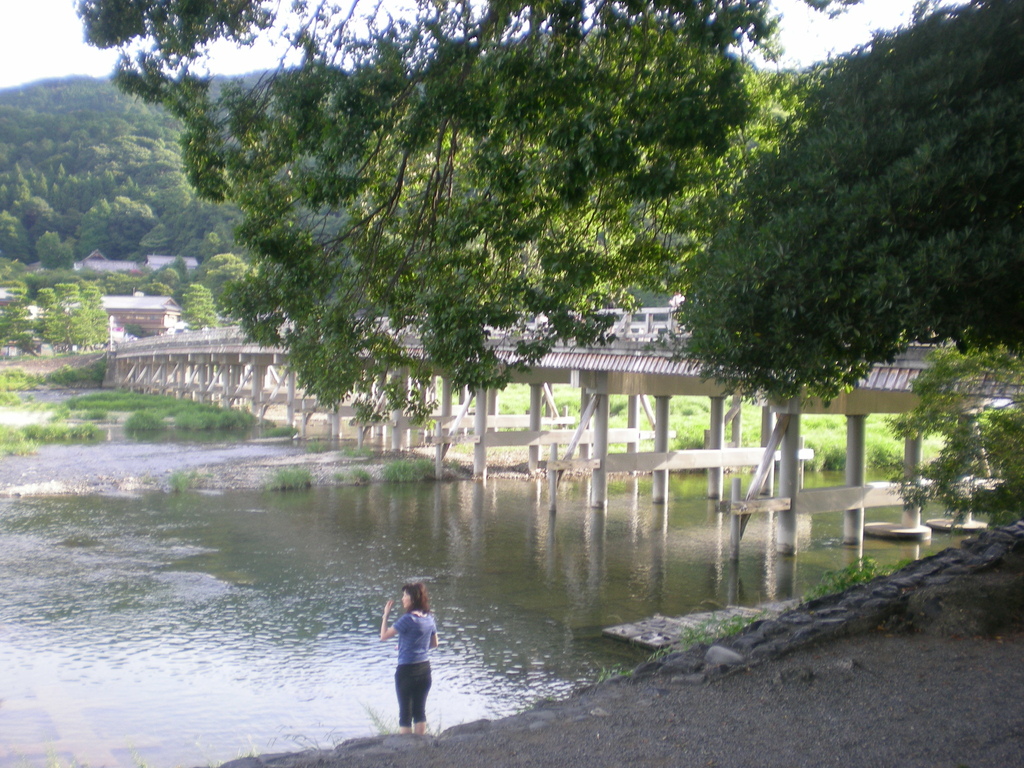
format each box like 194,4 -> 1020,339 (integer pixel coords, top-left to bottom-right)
704,645 -> 745,667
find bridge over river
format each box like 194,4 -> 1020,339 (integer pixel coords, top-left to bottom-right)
106,308 -> 936,556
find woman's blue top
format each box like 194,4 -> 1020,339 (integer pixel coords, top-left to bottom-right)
393,612 -> 436,666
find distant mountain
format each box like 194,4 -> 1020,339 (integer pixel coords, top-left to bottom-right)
0,76 -> 239,267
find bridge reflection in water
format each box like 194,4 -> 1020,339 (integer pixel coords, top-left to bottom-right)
106,308 -> 934,555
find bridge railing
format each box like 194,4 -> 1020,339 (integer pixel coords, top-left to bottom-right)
112,326 -> 257,355
113,307 -> 682,356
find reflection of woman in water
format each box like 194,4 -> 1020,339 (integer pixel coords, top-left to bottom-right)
380,582 -> 438,735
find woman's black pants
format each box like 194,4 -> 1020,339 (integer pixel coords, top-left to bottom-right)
395,661 -> 432,727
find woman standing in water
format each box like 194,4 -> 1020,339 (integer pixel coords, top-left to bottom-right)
380,582 -> 438,735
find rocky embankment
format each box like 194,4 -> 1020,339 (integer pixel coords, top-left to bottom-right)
218,521 -> 1024,768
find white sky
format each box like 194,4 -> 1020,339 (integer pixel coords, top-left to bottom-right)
0,0 -> 926,91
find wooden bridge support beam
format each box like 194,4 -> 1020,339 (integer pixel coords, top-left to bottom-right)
844,415 -> 867,546
708,395 -> 726,500
652,395 -> 671,504
777,399 -> 802,556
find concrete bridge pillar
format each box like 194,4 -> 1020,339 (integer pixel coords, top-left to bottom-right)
440,377 -> 454,421
844,415 -> 867,546
488,388 -> 499,425
589,372 -> 609,510
777,399 -> 801,556
578,388 -> 590,459
730,394 -> 742,447
174,361 -> 185,399
652,395 -> 671,504
228,364 -> 241,407
390,370 -> 409,451
433,377 -> 453,479
197,360 -> 209,403
251,363 -> 266,418
626,395 -> 640,454
528,383 -> 543,473
760,405 -> 776,497
708,395 -> 726,500
474,387 -> 488,480
286,370 -> 296,430
903,434 -> 924,528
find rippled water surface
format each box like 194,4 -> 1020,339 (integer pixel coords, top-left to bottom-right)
1,470 -> 961,768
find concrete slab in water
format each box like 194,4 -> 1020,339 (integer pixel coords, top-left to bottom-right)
863,522 -> 933,542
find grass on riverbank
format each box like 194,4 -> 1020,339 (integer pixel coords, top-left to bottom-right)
0,421 -> 102,456
66,391 -> 260,433
0,368 -> 43,391
382,457 -> 435,482
169,469 -> 209,493
264,467 -> 314,490
802,557 -> 909,602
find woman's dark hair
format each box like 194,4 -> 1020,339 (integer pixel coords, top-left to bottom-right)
402,582 -> 430,613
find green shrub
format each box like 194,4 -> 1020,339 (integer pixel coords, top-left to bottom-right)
672,421 -> 707,450
803,558 -> 907,602
337,468 -> 373,484
866,438 -> 903,473
0,425 -> 36,455
0,392 -> 20,406
47,359 -> 107,387
168,470 -> 206,493
805,434 -> 846,472
264,425 -> 297,438
175,408 -> 256,431
80,409 -> 108,421
340,446 -> 374,459
124,411 -> 168,432
213,409 -> 258,430
305,439 -> 331,453
21,423 -> 101,442
382,458 -> 435,482
173,410 -> 219,430
675,611 -> 766,650
264,467 -> 313,490
0,369 -> 43,391
66,391 -> 182,414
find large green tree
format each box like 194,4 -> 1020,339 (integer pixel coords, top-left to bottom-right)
0,77 -> 242,265
79,0 -> 847,413
182,283 -> 218,329
0,288 -> 36,354
890,346 -> 1024,526
680,0 -> 1024,401
36,231 -> 76,270
196,251 -> 249,314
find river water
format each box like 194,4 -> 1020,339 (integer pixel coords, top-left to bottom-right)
0,458 -> 962,768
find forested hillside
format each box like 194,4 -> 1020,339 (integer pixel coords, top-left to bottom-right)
0,77 -> 239,266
